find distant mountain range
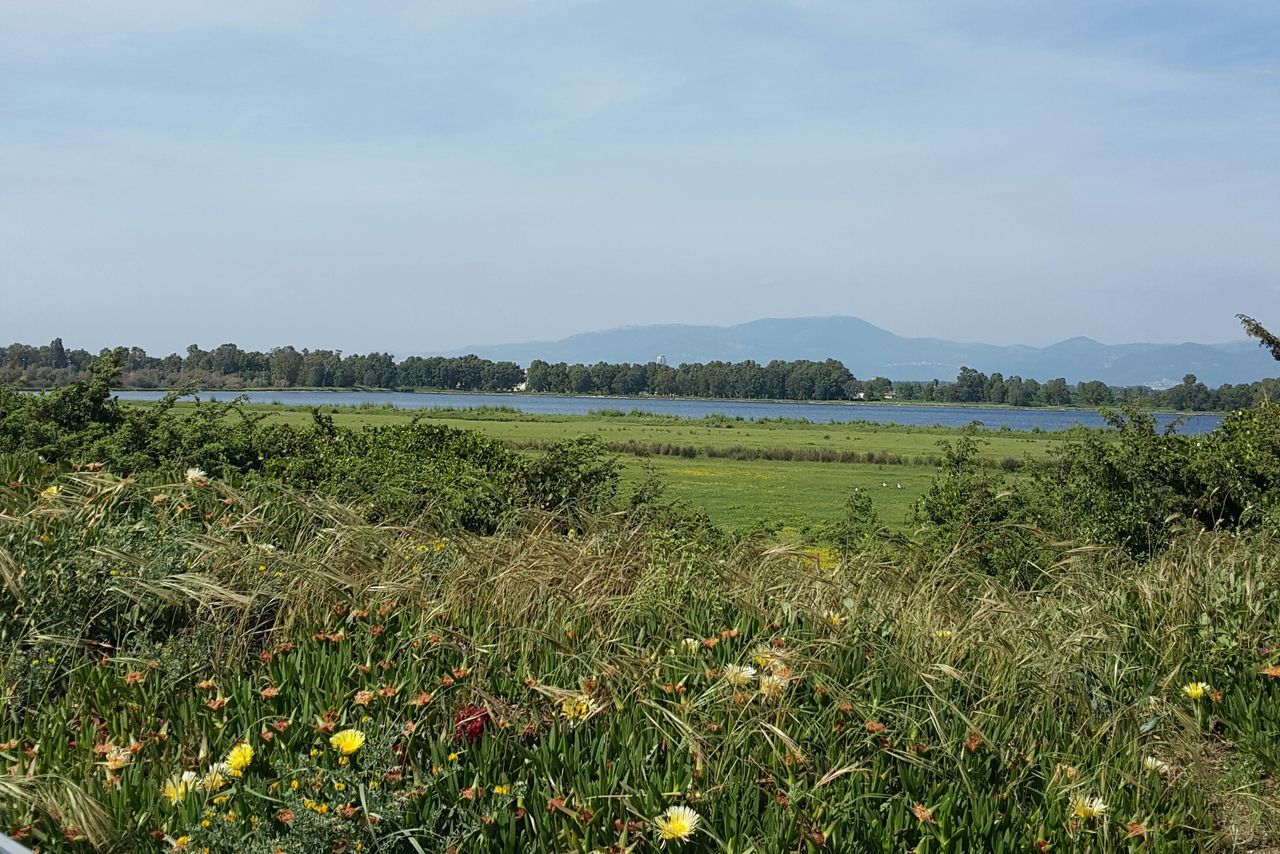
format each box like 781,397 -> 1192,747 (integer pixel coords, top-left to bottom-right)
445,316 -> 1278,388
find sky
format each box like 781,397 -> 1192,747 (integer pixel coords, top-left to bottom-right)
2,0 -> 1279,356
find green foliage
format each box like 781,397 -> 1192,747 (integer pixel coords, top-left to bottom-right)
2,472 -> 1278,852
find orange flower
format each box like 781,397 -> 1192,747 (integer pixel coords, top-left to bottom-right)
206,697 -> 228,711
275,809 -> 295,824
378,685 -> 397,699
912,803 -> 935,824
413,692 -> 434,706
354,690 -> 375,706
195,679 -> 216,691
125,671 -> 145,685
964,731 -> 983,752
260,685 -> 280,700
1126,821 -> 1148,838
865,721 -> 886,734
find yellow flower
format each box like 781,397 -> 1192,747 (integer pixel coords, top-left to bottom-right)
290,780 -> 299,789
682,638 -> 701,654
493,784 -> 510,796
200,820 -> 210,829
933,629 -> 953,639
722,664 -> 757,687
447,752 -> 459,762
1069,793 -> 1107,821
758,672 -> 787,701
212,795 -> 229,806
40,485 -> 59,500
329,728 -> 366,756
201,764 -> 228,792
751,645 -> 776,669
824,610 -> 844,627
333,782 -> 346,792
225,742 -> 253,777
559,694 -> 599,724
655,805 -> 701,842
162,771 -> 198,804
1182,681 -> 1211,701
174,836 -> 190,849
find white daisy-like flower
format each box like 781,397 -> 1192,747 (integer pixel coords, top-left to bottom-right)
185,467 -> 208,483
722,664 -> 757,687
654,805 -> 700,842
1068,793 -> 1107,821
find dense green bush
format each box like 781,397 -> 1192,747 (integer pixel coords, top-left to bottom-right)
0,359 -> 621,534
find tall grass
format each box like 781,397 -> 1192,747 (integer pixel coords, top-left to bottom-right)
1,469 -> 1277,851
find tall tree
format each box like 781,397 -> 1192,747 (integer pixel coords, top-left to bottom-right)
1238,314 -> 1280,361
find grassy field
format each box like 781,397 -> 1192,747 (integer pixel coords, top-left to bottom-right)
3,470 -> 1276,852
187,403 -> 1061,531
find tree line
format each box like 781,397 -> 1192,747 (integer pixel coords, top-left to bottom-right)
2,338 -> 1277,411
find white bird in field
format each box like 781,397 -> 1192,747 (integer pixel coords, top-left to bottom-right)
881,482 -> 887,487
897,483 -> 902,489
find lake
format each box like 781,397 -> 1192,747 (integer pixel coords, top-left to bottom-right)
112,389 -> 1225,434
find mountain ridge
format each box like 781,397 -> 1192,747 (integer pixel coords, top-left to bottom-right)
440,316 -> 1277,388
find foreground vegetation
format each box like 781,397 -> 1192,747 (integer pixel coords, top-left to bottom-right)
3,467 -> 1279,852
3,352 -> 1279,851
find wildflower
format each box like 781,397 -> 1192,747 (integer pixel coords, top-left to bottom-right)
1143,755 -> 1171,776
560,694 -> 598,724
494,784 -> 510,796
448,752 -> 459,762
185,468 -> 208,484
201,763 -> 228,791
275,809 -> 295,824
912,803 -> 936,824
105,747 -> 133,771
682,638 -> 701,654
758,673 -> 787,701
162,771 -> 198,804
329,728 -> 366,756
454,704 -> 490,744
933,630 -> 953,639
1261,665 -> 1280,679
824,611 -> 844,627
125,670 -> 145,685
1182,681 -> 1211,701
654,805 -> 701,842
173,836 -> 190,850
225,742 -> 253,777
722,664 -> 756,687
751,645 -> 776,669
1068,793 -> 1107,821
40,485 -> 59,500
354,690 -> 375,706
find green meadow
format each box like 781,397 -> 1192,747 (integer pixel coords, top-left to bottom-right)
182,402 -> 1061,530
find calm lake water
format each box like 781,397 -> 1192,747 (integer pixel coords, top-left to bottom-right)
114,389 -> 1225,434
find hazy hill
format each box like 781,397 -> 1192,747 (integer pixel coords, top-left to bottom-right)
446,316 -> 1277,387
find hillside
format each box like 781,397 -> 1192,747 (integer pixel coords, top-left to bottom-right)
447,316 -> 1278,386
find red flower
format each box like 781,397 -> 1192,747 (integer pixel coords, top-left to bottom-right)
454,704 -> 490,744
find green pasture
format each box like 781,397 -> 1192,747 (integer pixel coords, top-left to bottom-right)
151,402 -> 1062,530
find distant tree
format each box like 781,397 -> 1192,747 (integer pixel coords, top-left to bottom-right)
1238,314 -> 1280,361
1075,380 -> 1113,407
49,337 -> 68,369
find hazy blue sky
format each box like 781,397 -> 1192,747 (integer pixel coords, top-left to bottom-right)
2,0 -> 1278,355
